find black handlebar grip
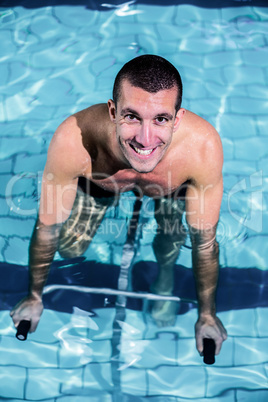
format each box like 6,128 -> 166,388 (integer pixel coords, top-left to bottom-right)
16,320 -> 31,341
203,338 -> 215,365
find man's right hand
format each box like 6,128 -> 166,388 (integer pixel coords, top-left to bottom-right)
10,295 -> 44,333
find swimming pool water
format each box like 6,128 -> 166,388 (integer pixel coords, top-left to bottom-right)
0,0 -> 268,400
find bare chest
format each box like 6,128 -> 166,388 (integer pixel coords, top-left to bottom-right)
89,167 -> 188,197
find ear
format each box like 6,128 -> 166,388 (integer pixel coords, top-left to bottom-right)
173,108 -> 186,132
108,99 -> 116,122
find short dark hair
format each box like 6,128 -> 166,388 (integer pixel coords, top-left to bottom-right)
112,54 -> 183,112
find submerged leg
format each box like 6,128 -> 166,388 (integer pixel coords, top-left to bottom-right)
58,190 -> 115,258
151,197 -> 186,326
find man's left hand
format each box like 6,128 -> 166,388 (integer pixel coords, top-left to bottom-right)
195,314 -> 227,356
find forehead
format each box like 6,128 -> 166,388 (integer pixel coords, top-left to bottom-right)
118,79 -> 178,111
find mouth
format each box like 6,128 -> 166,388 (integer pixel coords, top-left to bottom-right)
129,143 -> 156,157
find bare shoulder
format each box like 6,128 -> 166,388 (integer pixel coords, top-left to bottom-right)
46,103 -> 110,179
46,114 -> 90,179
182,110 -> 223,185
73,103 -> 111,136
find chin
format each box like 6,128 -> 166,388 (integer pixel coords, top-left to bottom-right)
129,160 -> 157,173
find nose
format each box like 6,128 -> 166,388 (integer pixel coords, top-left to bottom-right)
135,121 -> 154,148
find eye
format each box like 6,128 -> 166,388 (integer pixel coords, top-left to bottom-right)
125,114 -> 139,122
155,116 -> 168,125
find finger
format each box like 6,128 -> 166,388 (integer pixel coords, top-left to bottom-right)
196,336 -> 204,355
215,338 -> 224,355
30,318 -> 39,333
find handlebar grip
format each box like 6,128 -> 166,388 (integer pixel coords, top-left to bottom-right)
16,320 -> 31,341
203,338 -> 215,365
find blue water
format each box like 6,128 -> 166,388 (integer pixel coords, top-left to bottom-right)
0,0 -> 268,400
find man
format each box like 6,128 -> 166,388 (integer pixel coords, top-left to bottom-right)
11,55 -> 227,356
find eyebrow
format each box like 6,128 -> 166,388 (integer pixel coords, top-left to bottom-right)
121,108 -> 174,120
120,108 -> 139,117
155,112 -> 174,120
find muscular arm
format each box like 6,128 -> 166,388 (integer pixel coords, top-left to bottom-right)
11,116 -> 90,332
185,125 -> 227,355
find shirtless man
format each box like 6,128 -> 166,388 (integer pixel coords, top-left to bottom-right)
11,55 -> 227,356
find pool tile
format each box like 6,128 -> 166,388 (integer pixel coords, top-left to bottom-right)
83,242 -> 111,264
229,97 -> 267,115
177,337 -> 201,365
157,22 -> 203,41
59,339 -> 111,367
54,6 -> 98,28
59,395 -> 112,402
14,153 -> 46,174
0,217 -> 33,237
256,116 -> 268,136
148,365 -> 206,398
237,389 -> 268,402
83,363 -> 113,392
111,45 -> 141,64
30,14 -> 66,39
223,160 -> 257,176
225,33 -> 266,50
0,121 -> 24,137
0,336 -> 58,368
222,309 -> 258,337
172,52 -> 203,68
0,137 -> 42,158
222,175 -> 241,191
4,236 -> 29,264
242,47 -> 268,67
234,137 -> 268,161
124,310 -> 147,339
90,56 -> 115,76
137,4 -> 176,23
27,367 -> 83,399
95,218 -> 128,245
234,337 -> 268,366
221,7 -> 258,22
204,50 -> 242,68
33,77 -> 77,106
248,84 -> 268,100
0,366 -> 26,399
0,236 -> 6,261
121,367 -> 147,395
0,29 -> 18,58
190,98 -> 223,116
118,22 -> 158,38
31,47 -> 77,68
206,364 -> 268,397
124,335 -> 176,369
179,36 -> 224,54
3,172 -> 35,197
226,236 -> 268,270
135,244 -> 156,264
237,20 -> 267,35
0,62 -> 9,85
256,307 -> 268,337
29,310 -> 72,344
224,66 -> 266,86
216,114 -> 257,139
253,7 -> 268,20
176,5 -> 220,22
222,138 -> 234,160
91,308 -> 116,340
175,308 -> 196,338
181,67 -> 225,86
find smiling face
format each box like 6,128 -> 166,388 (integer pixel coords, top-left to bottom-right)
108,80 -> 185,173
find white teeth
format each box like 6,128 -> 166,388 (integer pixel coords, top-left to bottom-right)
132,146 -> 153,156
